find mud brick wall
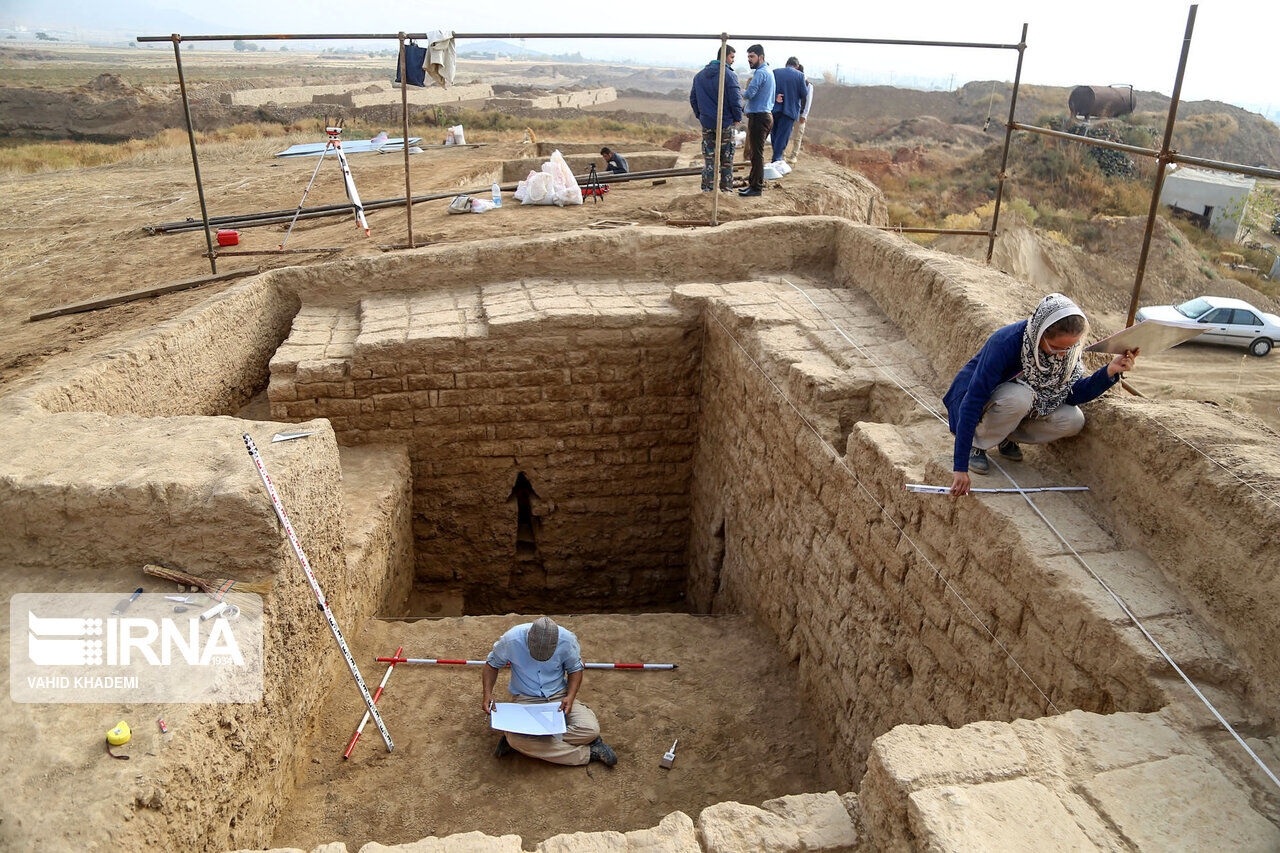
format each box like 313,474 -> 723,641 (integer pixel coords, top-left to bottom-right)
270,290 -> 703,611
686,314 -> 1167,790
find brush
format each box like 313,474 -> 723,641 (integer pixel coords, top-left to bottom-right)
143,564 -> 272,600
660,739 -> 678,769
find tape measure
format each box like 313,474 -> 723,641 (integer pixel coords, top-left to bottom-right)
106,720 -> 131,760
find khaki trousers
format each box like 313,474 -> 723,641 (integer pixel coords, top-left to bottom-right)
787,119 -> 807,164
973,381 -> 1085,450
502,690 -> 600,766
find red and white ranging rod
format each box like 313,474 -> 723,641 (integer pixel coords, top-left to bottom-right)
344,645 -> 403,759
243,433 -> 394,752
376,657 -> 677,670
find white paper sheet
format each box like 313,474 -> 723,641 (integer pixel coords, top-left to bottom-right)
1084,319 -> 1207,356
489,702 -> 566,736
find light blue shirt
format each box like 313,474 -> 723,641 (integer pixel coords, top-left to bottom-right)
743,62 -> 776,114
486,623 -> 584,698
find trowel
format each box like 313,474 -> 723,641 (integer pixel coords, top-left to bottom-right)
659,739 -> 678,769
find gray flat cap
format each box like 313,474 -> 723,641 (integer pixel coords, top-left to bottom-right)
527,616 -> 559,661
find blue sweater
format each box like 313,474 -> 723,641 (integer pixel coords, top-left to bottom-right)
771,66 -> 808,120
743,63 -> 776,114
943,320 -> 1118,472
689,61 -> 743,129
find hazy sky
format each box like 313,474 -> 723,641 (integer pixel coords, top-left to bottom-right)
117,0 -> 1280,111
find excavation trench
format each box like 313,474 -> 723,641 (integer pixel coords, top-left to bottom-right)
254,275 -> 1171,846
3,218 -> 1271,851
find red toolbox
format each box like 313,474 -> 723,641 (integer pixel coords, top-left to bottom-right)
216,229 -> 240,246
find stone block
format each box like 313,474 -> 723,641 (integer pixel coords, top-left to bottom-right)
761,791 -> 859,851
623,811 -> 699,852
1083,754 -> 1280,851
869,720 -> 1030,791
1037,710 -> 1191,775
357,831 -> 522,851
698,801 -> 802,853
907,779 -> 1098,852
535,831 -> 627,852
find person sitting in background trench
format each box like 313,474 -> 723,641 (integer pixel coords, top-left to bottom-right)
945,292 -> 1138,496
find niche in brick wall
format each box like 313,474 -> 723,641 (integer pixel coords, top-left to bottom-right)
508,472 -> 541,561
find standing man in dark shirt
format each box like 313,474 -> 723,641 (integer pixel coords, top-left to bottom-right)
600,147 -> 628,174
689,45 -> 742,192
770,57 -> 808,165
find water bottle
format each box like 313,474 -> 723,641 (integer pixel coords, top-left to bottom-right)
492,183 -> 502,208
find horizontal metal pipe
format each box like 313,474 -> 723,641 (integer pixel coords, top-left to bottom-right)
1010,121 -> 1160,158
150,163 -> 747,233
1012,121 -> 1280,181
1167,152 -> 1280,181
877,226 -> 992,236
137,32 -> 1018,50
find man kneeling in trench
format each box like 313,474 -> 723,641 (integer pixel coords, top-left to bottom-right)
483,616 -> 617,766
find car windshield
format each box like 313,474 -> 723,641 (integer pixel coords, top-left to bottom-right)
1176,298 -> 1212,319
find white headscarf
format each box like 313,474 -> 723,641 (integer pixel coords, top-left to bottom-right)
1019,293 -> 1087,417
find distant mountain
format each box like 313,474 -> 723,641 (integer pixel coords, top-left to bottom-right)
460,40 -> 549,58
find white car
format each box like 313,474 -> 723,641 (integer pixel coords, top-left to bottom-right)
1135,296 -> 1280,357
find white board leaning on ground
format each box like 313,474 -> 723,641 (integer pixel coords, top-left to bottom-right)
490,702 -> 567,736
1085,318 -> 1207,356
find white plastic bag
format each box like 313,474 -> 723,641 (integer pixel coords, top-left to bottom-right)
469,198 -> 495,213
514,150 -> 583,206
445,124 -> 466,145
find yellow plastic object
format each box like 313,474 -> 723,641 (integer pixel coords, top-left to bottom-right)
106,721 -> 131,746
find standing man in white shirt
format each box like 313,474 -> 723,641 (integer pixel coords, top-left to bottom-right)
788,62 -> 814,165
482,616 -> 618,766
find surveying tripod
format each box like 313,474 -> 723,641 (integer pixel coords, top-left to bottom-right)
280,117 -> 370,249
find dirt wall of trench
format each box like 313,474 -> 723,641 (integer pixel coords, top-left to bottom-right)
831,226 -> 1280,724
0,417 -> 368,852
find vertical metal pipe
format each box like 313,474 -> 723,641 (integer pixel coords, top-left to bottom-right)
172,34 -> 216,274
1127,5 -> 1197,328
711,34 -> 728,227
986,22 -> 1027,264
399,34 -> 414,248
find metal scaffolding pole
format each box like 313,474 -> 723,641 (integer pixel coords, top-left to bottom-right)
1128,4 -> 1197,328
986,22 -> 1028,264
172,34 -> 216,274
138,32 -> 1020,50
711,34 -> 728,227
398,33 -> 414,248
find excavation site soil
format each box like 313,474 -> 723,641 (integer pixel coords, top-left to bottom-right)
4,56 -> 1280,852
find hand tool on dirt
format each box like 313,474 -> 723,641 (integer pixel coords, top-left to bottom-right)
106,721 -> 131,760
272,430 -> 318,442
660,739 -> 678,769
344,645 -> 403,759
143,564 -> 271,600
243,433 -> 394,752
111,588 -> 143,616
376,657 -> 677,670
904,484 -> 1089,495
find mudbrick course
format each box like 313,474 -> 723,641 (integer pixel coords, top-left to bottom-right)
1,217 -> 1279,851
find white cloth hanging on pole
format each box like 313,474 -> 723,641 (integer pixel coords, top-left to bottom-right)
426,30 -> 455,87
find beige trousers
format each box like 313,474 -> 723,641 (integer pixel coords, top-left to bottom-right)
502,690 -> 600,766
973,381 -> 1085,450
787,119 -> 807,164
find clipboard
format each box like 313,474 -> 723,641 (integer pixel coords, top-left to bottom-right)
1084,319 -> 1207,356
489,702 -> 566,736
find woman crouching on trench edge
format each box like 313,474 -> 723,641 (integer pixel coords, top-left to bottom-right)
945,293 -> 1138,497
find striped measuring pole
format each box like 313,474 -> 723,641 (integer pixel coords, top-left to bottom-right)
244,433 -> 394,752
